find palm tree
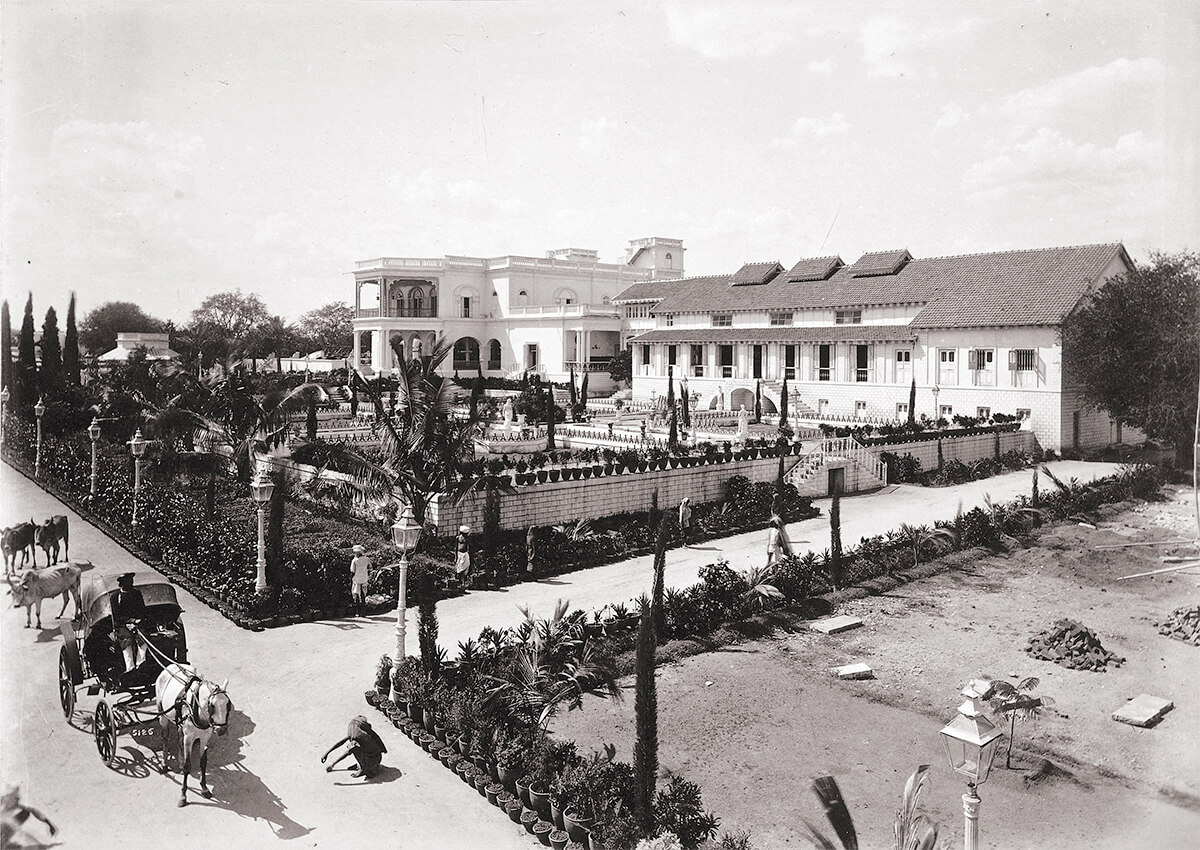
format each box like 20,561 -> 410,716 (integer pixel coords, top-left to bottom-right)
896,523 -> 954,570
481,600 -> 622,735
740,564 -> 783,612
982,676 -> 1055,769
807,765 -> 942,850
352,334 -> 481,525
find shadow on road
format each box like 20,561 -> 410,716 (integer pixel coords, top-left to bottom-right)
332,764 -> 402,785
207,760 -> 313,840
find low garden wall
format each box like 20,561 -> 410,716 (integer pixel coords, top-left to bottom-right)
429,451 -> 796,533
873,428 -> 1034,469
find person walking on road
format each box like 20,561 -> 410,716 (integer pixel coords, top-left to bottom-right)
455,525 -> 472,580
766,516 -> 791,569
678,497 -> 692,547
349,545 -> 371,616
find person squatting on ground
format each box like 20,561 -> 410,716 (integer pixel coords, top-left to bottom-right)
112,572 -> 146,674
2,784 -> 58,848
349,545 -> 371,616
766,517 -> 792,569
678,497 -> 692,547
455,525 -> 471,579
321,716 -> 387,778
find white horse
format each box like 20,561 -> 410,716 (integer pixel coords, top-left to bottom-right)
154,663 -> 233,807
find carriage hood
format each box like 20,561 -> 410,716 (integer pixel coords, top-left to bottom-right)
81,572 -> 181,625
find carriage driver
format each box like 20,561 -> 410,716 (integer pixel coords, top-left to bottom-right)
112,572 -> 148,673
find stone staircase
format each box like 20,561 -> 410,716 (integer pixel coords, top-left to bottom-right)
761,379 -> 818,419
788,435 -> 888,496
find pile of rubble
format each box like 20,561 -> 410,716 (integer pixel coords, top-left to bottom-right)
1156,605 -> 1200,646
1025,618 -> 1125,671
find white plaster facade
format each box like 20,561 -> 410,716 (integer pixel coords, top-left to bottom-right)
351,238 -> 683,391
617,245 -> 1137,452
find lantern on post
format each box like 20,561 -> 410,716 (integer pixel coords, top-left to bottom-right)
940,680 -> 1004,850
88,418 -> 102,498
249,467 -> 275,593
0,386 -> 9,446
128,428 -> 147,529
388,504 -> 422,702
34,398 -> 46,478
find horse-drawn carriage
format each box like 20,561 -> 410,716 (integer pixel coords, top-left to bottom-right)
58,572 -> 188,766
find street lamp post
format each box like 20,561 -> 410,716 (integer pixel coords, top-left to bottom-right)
249,467 -> 275,593
33,398 -> 46,478
128,428 -> 147,529
940,680 -> 1005,850
88,418 -> 102,499
389,504 -> 422,703
0,386 -> 9,446
932,384 -> 941,422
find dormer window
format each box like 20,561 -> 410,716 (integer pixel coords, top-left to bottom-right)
665,314 -> 674,327
712,314 -> 732,327
769,312 -> 792,326
835,309 -> 862,325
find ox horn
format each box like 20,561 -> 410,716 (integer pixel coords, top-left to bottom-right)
219,678 -> 228,692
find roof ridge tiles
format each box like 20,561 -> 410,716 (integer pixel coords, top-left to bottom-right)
913,242 -> 1120,261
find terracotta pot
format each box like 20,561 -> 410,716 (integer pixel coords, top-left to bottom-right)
474,775 -> 489,796
485,782 -> 503,806
406,700 -> 420,720
533,821 -> 554,846
422,707 -> 435,733
505,799 -> 524,822
548,469 -> 561,482
497,763 -> 521,789
515,775 -> 533,808
563,811 -> 593,844
550,800 -> 565,830
549,829 -> 570,850
528,785 -> 550,818
521,810 -> 540,833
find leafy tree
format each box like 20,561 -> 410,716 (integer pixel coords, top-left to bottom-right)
246,315 -> 298,372
189,290 -> 271,340
1062,251 -> 1200,465
667,371 -> 678,450
296,301 -> 353,357
63,293 -> 81,386
15,294 -> 37,416
38,307 -> 64,397
1,300 -> 11,394
78,301 -> 165,355
633,596 -> 658,838
608,349 -> 632,386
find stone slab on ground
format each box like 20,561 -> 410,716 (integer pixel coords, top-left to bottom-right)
832,662 -> 874,679
1112,694 -> 1174,728
811,615 -> 864,635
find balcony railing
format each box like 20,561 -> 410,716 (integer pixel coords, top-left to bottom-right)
719,365 -> 735,378
972,369 -> 995,387
855,368 -> 871,383
563,359 -> 613,373
692,365 -> 706,377
453,360 -> 481,371
355,306 -> 438,319
817,368 -> 831,381
509,304 -> 621,318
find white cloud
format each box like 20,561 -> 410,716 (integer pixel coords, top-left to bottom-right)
963,127 -> 1162,199
861,15 -> 977,78
576,117 -> 612,155
773,112 -> 851,148
664,0 -> 820,59
993,57 -> 1165,137
934,103 -> 970,131
806,59 -> 834,76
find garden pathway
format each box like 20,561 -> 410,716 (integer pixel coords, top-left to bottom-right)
0,459 -> 1120,849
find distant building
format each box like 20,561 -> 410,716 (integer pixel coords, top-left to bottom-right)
350,237 -> 683,392
97,332 -> 181,364
615,243 -> 1136,452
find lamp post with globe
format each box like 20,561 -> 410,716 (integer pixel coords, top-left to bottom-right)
388,504 -> 422,703
34,398 -> 46,478
249,467 -> 275,593
940,680 -> 1005,850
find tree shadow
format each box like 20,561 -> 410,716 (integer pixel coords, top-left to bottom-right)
310,619 -> 366,631
195,759 -> 313,840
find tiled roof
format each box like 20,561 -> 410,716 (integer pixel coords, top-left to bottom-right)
612,275 -> 727,304
629,325 -> 916,344
730,261 -> 783,286
635,243 -> 1127,327
846,249 -> 912,277
786,256 -> 843,282
909,244 -> 1126,327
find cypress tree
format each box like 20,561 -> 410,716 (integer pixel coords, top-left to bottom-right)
651,516 -> 669,638
15,294 -> 37,416
63,293 -> 81,386
418,574 -> 440,677
579,371 -> 588,407
907,379 -> 917,427
754,379 -> 762,422
545,384 -> 556,450
568,365 -> 579,410
778,375 -> 789,433
39,306 -> 64,398
829,485 -> 843,590
667,371 -> 677,450
1031,467 -> 1040,507
633,595 -> 658,838
1,300 -> 11,393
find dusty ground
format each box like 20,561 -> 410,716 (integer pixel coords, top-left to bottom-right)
555,485 -> 1200,850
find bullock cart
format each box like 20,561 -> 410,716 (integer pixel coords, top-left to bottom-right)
58,572 -> 189,766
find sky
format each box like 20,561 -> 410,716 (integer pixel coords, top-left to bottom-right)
2,0 -> 1197,326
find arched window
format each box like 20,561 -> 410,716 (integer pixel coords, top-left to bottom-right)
411,289 -> 424,316
487,339 -> 502,370
665,252 -> 673,269
453,337 -> 480,369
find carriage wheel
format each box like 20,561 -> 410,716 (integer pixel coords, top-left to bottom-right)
58,646 -> 76,719
94,699 -> 118,766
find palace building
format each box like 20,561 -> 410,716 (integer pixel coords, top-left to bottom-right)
614,243 -> 1136,452
350,237 -> 683,392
